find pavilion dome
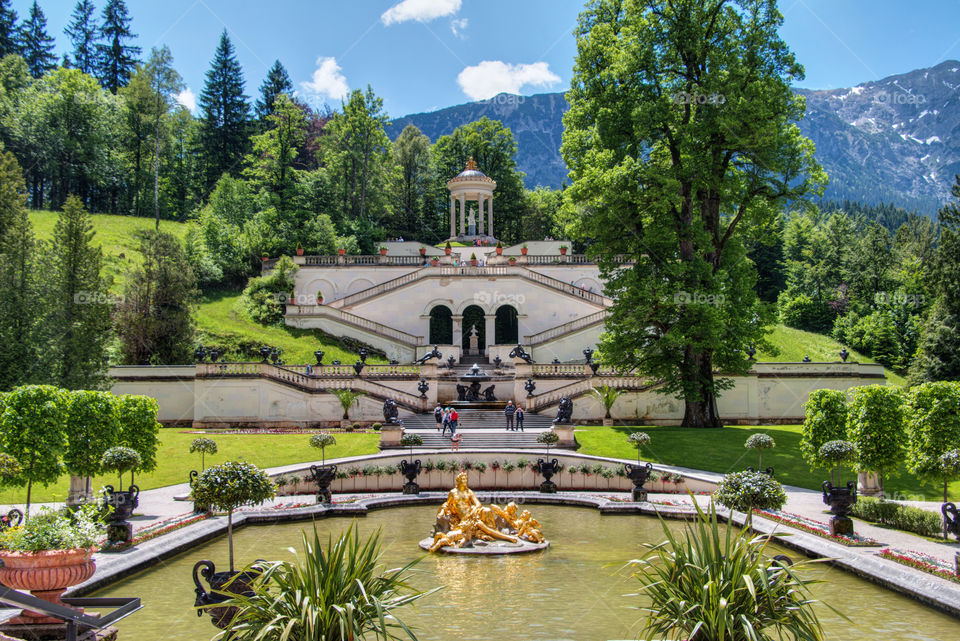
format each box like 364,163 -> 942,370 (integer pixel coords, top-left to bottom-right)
448,157 -> 495,184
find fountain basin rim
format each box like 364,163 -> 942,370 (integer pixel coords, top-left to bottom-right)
418,537 -> 549,554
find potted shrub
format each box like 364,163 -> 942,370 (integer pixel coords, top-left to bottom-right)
337,247 -> 345,256
521,244 -> 528,255
745,433 -> 776,470
559,245 -> 568,255
309,433 -> 338,503
0,504 -> 105,624
100,446 -> 142,544
296,243 -> 304,256
64,390 -> 120,506
430,257 -> 440,266
261,253 -> 269,262
508,256 -> 517,265
419,246 -> 427,256
846,385 -> 906,496
316,291 -> 324,305
535,431 -> 560,493
590,384 -> 624,426
495,241 -> 503,255
399,433 -> 423,494
470,253 -> 477,266
714,470 -> 787,516
190,437 -> 218,471
819,440 -> 858,535
444,242 -> 452,255
378,246 -> 388,256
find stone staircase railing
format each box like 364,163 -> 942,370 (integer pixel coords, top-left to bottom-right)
525,310 -> 610,347
527,375 -> 656,412
285,304 -> 422,346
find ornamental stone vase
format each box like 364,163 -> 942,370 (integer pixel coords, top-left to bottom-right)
104,484 -> 140,546
400,459 -> 422,494
857,471 -> 883,497
624,462 -> 654,502
822,480 -> 858,536
0,547 -> 97,624
537,458 -> 560,493
193,560 -> 261,629
310,464 -> 338,504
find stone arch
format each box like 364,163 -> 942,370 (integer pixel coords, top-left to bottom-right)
428,305 -> 453,345
304,277 -> 336,304
346,278 -> 375,296
494,305 -> 519,345
461,304 -> 486,351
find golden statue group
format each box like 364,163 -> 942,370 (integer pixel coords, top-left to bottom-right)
427,472 -> 546,552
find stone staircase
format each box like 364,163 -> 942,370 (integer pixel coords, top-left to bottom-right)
398,409 -> 556,449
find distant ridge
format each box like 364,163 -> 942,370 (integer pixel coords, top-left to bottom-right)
387,60 -> 960,215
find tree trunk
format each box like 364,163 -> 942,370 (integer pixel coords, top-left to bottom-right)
681,348 -> 722,428
227,510 -> 234,572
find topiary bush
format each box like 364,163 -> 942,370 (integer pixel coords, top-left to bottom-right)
801,389 -> 848,469
847,385 -> 906,492
628,431 -> 650,463
744,433 -> 775,468
905,381 -> 960,502
309,433 -> 337,465
714,470 -> 787,513
100,447 -> 142,491
818,440 -> 856,485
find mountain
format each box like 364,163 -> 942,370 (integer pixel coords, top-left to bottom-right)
386,60 -> 960,215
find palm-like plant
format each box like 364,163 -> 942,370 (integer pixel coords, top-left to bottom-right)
221,524 -> 437,640
630,500 -> 838,641
331,389 -> 366,420
589,384 -> 624,420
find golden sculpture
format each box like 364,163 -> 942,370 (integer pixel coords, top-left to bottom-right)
427,472 -> 546,552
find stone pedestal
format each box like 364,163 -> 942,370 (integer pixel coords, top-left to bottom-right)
552,424 -> 576,448
106,521 -> 133,546
829,516 -> 854,536
857,471 -> 883,497
66,475 -> 91,507
379,425 -> 403,449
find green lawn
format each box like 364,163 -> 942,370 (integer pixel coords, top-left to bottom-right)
29,210 -> 187,291
760,325 -> 906,386
196,290 -> 388,364
0,429 -> 380,506
577,424 -> 958,500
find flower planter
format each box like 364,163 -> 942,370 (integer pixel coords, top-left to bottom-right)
430,258 -> 440,266
337,248 -> 345,256
624,462 -> 653,502
470,259 -> 477,266
559,247 -> 568,255
379,249 -> 388,256
295,247 -> 304,256
309,464 -> 337,504
445,247 -> 452,256
822,480 -> 857,536
105,484 -> 140,545
400,459 -> 422,494
261,256 -> 269,262
0,547 -> 97,624
536,458 -> 560,493
419,248 -> 426,256
193,560 -> 261,629
521,247 -> 528,255
496,247 -> 503,255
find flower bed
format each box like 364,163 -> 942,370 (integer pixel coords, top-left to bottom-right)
99,512 -> 211,551
754,509 -> 881,547
878,548 -> 960,584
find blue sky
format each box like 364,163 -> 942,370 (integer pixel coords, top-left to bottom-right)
14,0 -> 960,118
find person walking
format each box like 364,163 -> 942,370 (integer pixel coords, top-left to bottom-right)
434,405 -> 443,431
504,400 -> 516,431
515,406 -> 525,432
450,408 -> 459,434
441,408 -> 451,437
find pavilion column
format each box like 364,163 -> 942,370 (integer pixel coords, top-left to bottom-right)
478,195 -> 485,235
449,195 -> 456,238
487,196 -> 494,238
452,315 -> 464,355
484,314 -> 496,353
459,193 -> 466,236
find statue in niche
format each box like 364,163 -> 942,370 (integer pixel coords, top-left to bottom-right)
467,207 -> 477,236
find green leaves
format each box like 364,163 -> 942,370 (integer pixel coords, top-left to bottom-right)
905,381 -> 960,481
398,433 -> 422,448
715,470 -> 787,513
189,437 -> 218,455
0,385 -> 68,488
745,433 -> 776,451
331,389 -> 366,420
219,523 -> 435,641
64,390 -> 121,478
117,394 -> 161,474
846,385 -> 906,477
100,446 -> 141,477
801,389 -> 848,469
536,430 -> 559,445
190,460 -> 275,513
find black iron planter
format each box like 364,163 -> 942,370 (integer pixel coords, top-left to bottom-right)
747,466 -> 776,478
310,464 -> 338,504
400,459 -> 422,494
104,484 -> 139,546
943,502 -> 960,541
0,508 -> 22,533
193,560 -> 262,629
624,462 -> 654,502
537,458 -> 560,493
822,480 -> 857,536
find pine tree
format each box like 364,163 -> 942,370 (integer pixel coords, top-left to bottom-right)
145,45 -> 182,228
0,0 -> 19,58
18,1 -> 56,78
43,195 -> 112,389
65,0 -> 100,75
255,59 -> 293,123
198,30 -> 250,192
96,0 -> 139,93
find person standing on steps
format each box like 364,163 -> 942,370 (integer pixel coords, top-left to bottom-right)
504,400 -> 516,431
441,408 -> 451,437
450,408 -> 459,435
434,405 -> 443,431
515,406 -> 525,432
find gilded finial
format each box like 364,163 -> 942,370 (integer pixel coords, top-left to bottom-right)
465,157 -> 478,171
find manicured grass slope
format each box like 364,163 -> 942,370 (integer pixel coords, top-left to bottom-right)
0,429 -> 379,505
576,424 -> 958,500
760,325 -> 905,386
28,210 -> 187,290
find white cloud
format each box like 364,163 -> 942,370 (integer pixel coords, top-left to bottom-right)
450,18 -> 468,38
456,61 -> 561,100
176,88 -> 196,112
381,0 -> 461,26
300,57 -> 349,102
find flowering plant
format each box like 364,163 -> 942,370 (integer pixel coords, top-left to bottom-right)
715,470 -> 787,513
0,503 -> 105,552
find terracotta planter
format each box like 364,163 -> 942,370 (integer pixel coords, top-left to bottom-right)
337,248 -> 345,256
380,249 -> 388,256
261,256 -> 269,262
445,247 -> 452,256
296,247 -> 304,256
470,259 -> 477,266
496,247 -> 503,255
430,259 -> 439,266
560,247 -> 568,255
508,258 -> 517,265
0,547 -> 97,624
521,247 -> 528,255
419,248 -> 426,256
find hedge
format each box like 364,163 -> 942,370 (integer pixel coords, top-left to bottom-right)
849,497 -> 943,538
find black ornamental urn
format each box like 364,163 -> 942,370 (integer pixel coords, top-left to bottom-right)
624,462 -> 654,502
537,458 -> 560,493
400,459 -> 422,495
310,464 -> 338,504
822,480 -> 857,536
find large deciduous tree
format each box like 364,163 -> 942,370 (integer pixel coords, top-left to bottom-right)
390,124 -> 432,241
561,0 -> 824,427
96,0 -> 140,93
18,1 -> 55,79
244,92 -> 305,215
65,0 -> 100,75
905,381 -> 960,501
64,389 -> 121,498
198,30 -> 250,193
145,45 -> 183,228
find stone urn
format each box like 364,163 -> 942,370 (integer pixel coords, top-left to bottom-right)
536,458 -> 560,493
104,484 -> 140,546
310,464 -> 338,504
822,480 -> 857,536
193,560 -> 261,629
624,462 -> 654,502
400,459 -> 421,495
0,547 -> 97,624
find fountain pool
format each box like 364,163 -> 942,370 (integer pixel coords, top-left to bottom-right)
93,506 -> 960,640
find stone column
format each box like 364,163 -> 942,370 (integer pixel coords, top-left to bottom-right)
452,314 -> 464,352
449,195 -> 456,238
484,314 -> 496,354
478,195 -> 485,236
487,195 -> 494,238
459,193 -> 466,236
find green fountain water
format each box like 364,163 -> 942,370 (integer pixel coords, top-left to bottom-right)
94,506 -> 960,640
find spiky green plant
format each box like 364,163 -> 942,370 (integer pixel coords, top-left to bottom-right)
219,524 -> 436,640
331,389 -> 366,420
589,383 -> 624,419
629,501 -> 838,641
